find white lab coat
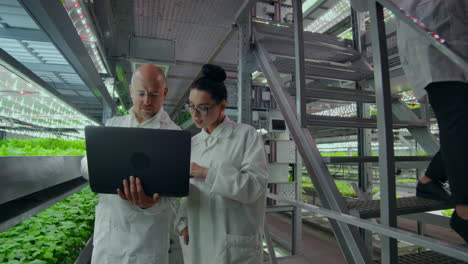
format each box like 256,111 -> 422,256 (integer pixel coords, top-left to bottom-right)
81,107 -> 180,264
176,117 -> 269,264
350,0 -> 468,98
395,0 -> 468,98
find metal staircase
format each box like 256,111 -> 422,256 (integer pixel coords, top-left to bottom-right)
245,0 -> 468,263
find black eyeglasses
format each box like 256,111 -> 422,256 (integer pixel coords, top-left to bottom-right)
184,104 -> 216,116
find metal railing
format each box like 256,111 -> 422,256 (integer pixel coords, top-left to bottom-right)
266,193 -> 468,262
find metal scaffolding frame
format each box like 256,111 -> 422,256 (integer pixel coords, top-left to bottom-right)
253,0 -> 468,263
267,193 -> 468,262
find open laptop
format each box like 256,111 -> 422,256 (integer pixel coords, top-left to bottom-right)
84,126 -> 191,197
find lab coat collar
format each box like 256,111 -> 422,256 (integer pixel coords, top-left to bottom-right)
201,116 -> 234,139
129,106 -> 166,126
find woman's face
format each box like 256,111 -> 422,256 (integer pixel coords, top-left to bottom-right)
188,89 -> 225,129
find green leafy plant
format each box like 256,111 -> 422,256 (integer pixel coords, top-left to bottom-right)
407,104 -> 421,109
302,177 -> 379,198
0,186 -> 97,264
396,178 -> 417,183
175,112 -> 192,126
0,139 -> 86,156
441,209 -> 454,217
321,152 -> 359,157
302,177 -> 358,197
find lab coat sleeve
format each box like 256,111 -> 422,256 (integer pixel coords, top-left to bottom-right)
204,128 -> 269,204
80,156 -> 89,180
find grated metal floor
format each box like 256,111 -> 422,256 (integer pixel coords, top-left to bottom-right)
374,250 -> 468,264
348,196 -> 453,219
254,22 -> 373,82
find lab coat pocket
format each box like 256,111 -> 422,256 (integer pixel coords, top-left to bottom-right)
224,233 -> 262,264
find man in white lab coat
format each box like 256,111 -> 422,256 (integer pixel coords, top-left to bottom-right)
81,64 -> 180,263
351,0 -> 468,243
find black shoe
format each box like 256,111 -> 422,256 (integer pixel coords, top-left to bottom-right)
416,180 -> 451,202
450,211 -> 468,244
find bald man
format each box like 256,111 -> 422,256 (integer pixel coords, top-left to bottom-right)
81,64 -> 180,264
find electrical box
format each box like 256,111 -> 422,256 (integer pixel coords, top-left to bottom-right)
276,182 -> 296,206
268,163 -> 290,183
275,140 -> 296,163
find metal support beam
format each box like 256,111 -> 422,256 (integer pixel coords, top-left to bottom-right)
292,157 -> 303,256
352,7 -> 374,253
292,0 -> 305,256
22,62 -> 75,74
369,1 -> 397,263
101,99 -> 113,124
237,13 -> 255,124
0,28 -> 49,42
254,38 -> 373,264
392,101 -> 439,155
18,0 -> 117,114
274,1 -> 281,22
48,83 -> 89,91
293,0 -> 306,127
302,0 -> 327,18
264,222 -> 278,264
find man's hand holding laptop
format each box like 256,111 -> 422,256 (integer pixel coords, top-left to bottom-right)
117,176 -> 160,209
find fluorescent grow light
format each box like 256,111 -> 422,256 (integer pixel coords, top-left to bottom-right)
62,0 -> 108,74
305,0 -> 351,33
0,64 -> 99,139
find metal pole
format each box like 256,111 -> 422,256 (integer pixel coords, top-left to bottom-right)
237,20 -> 254,124
351,8 -> 370,194
101,99 -> 113,124
292,0 -> 306,255
368,1 -> 397,263
293,0 -> 306,127
352,7 -> 374,253
274,1 -> 281,22
292,157 -> 303,255
264,221 -> 279,264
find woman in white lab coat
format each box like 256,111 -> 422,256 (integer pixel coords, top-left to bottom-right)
176,64 -> 269,264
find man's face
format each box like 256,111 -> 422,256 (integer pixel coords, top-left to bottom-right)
130,71 -> 168,122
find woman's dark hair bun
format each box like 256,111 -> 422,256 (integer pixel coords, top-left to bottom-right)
201,64 -> 226,83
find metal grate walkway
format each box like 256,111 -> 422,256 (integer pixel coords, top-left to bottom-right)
375,250 -> 468,264
348,197 -> 453,219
